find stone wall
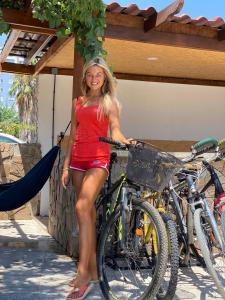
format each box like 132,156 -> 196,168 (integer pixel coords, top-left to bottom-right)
0,143 -> 42,220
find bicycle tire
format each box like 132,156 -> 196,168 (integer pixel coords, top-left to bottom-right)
187,205 -> 194,245
194,208 -> 225,298
157,214 -> 179,300
221,210 -> 225,241
97,199 -> 168,300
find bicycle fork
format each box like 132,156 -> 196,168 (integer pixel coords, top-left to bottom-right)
120,187 -> 131,251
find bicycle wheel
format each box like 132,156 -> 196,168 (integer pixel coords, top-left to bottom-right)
222,210 -> 225,241
97,199 -> 168,300
157,214 -> 179,300
194,208 -> 225,298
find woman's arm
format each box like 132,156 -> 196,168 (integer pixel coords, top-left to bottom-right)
61,99 -> 77,188
109,98 -> 130,144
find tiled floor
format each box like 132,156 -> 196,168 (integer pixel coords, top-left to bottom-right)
0,219 -> 223,299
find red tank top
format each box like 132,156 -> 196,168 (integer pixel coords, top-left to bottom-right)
72,97 -> 110,161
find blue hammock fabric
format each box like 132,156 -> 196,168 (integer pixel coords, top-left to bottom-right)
0,145 -> 59,211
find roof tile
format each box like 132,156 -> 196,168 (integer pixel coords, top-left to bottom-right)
208,17 -> 225,28
171,14 -> 192,24
122,4 -> 140,16
189,16 -> 209,26
107,2 -> 225,29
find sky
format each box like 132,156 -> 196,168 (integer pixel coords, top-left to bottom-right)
104,0 -> 225,19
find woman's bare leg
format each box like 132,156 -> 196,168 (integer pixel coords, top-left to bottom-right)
72,170 -> 85,198
73,168 -> 107,286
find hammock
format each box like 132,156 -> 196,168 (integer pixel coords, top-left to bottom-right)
0,145 -> 59,211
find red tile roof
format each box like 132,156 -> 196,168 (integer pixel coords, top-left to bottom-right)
106,2 -> 225,29
171,14 -> 225,28
106,2 -> 156,18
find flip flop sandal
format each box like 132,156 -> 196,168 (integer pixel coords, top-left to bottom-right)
68,277 -> 99,287
67,282 -> 94,300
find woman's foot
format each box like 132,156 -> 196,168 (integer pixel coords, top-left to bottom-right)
67,281 -> 94,300
68,274 -> 99,287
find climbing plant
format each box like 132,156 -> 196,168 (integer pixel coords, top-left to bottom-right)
0,1 -> 26,34
0,10 -> 9,35
0,0 -> 107,61
32,0 -> 107,62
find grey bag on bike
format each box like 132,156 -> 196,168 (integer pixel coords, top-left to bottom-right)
126,142 -> 183,191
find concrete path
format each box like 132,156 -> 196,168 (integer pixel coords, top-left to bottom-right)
0,219 -> 223,299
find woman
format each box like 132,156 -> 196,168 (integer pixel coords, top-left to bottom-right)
61,56 -> 130,300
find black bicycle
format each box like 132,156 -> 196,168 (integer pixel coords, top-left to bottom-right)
96,137 -> 169,300
162,137 -> 225,298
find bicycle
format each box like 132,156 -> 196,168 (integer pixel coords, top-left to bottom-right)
131,137 -> 218,299
192,138 -> 225,298
142,190 -> 179,300
163,137 -> 225,298
96,137 -> 170,300
162,137 -> 219,266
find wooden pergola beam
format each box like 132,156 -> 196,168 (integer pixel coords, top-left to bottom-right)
218,28 -> 225,41
1,62 -> 34,74
2,63 -> 225,87
105,24 -> 225,52
0,29 -> 21,63
114,72 -> 225,87
2,2 -> 183,34
25,34 -> 54,65
144,0 -> 184,32
2,8 -> 56,35
3,8 -> 144,34
155,0 -> 184,27
143,11 -> 157,33
2,7 -> 224,52
34,36 -> 73,75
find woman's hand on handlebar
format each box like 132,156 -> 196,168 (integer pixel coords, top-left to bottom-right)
126,138 -> 137,145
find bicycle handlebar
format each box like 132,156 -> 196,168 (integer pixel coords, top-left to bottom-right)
191,137 -> 218,156
99,137 -> 128,150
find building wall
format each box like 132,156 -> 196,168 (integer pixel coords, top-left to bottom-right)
37,74 -> 225,215
38,75 -> 73,215
117,80 -> 225,140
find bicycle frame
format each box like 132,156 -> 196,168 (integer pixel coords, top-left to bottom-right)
192,195 -> 225,254
96,173 -> 126,230
167,174 -> 206,266
97,171 -> 146,252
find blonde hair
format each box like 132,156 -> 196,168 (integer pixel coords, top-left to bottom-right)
81,56 -> 120,119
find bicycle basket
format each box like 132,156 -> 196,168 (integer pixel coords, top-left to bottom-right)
126,142 -> 183,191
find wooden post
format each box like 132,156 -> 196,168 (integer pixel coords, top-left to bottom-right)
72,41 -> 84,99
67,41 -> 84,257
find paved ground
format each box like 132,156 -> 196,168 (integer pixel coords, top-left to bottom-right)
0,218 -> 223,300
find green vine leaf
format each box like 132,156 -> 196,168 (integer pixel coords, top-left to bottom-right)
32,0 -> 107,62
0,9 -> 10,35
0,1 -> 107,63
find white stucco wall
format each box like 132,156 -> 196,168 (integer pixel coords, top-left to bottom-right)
117,80 -> 225,140
38,74 -> 225,215
38,75 -> 73,215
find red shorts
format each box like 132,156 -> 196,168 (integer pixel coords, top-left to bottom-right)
70,159 -> 109,174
